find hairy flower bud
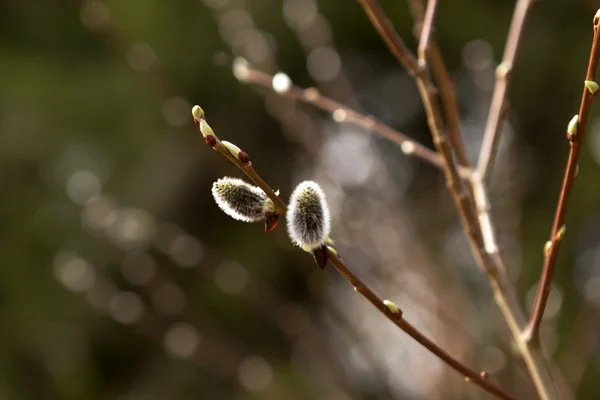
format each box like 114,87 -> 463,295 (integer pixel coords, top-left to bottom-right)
212,177 -> 268,222
286,181 -> 331,251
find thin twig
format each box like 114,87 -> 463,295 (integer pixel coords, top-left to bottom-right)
358,1 -> 562,398
235,63 -> 473,178
526,11 -> 600,343
476,0 -> 535,180
192,109 -> 517,400
407,0 -> 471,170
357,0 -> 483,266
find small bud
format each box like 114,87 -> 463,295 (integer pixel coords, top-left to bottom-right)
480,371 -> 488,379
544,240 -> 552,255
264,199 -> 280,232
272,72 -> 292,93
496,61 -> 512,79
567,115 -> 579,140
401,141 -> 415,155
286,181 -> 331,251
264,213 -> 279,233
575,164 -> 580,177
232,57 -> 250,81
200,119 -> 218,143
303,87 -> 320,101
212,177 -> 268,222
585,80 -> 599,95
383,300 -> 402,317
556,225 -> 567,240
221,141 -> 250,164
312,245 -> 329,270
192,105 -> 204,121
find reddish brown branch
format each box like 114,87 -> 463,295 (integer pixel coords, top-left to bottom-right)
526,11 -> 600,343
236,63 -> 472,178
476,0 -> 535,180
325,253 -> 516,400
407,0 -> 471,169
193,108 -> 517,400
358,1 -> 561,398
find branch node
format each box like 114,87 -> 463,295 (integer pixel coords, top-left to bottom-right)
496,61 -> 512,79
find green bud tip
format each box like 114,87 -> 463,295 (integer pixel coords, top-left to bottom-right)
585,80 -> 599,95
192,105 -> 204,121
556,225 -> 567,240
575,164 -> 580,177
567,115 -> 579,139
383,300 -> 401,316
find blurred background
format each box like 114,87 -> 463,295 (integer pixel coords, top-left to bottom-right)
2,0 -> 600,399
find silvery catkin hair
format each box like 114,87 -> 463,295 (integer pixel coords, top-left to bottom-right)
286,181 -> 331,251
212,177 -> 268,222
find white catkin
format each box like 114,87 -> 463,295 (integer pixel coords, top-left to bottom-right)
212,177 -> 267,222
286,181 -> 331,250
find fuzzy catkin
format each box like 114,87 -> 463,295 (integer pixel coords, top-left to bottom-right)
286,181 -> 331,250
212,177 -> 267,222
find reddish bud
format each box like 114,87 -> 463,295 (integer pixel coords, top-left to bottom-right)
204,135 -> 217,147
238,150 -> 250,164
264,212 -> 279,233
312,245 -> 329,271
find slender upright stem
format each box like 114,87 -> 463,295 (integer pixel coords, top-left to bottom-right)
193,108 -> 517,400
476,0 -> 535,180
407,0 -> 471,170
526,11 -> 600,343
357,1 -> 562,398
236,63 -> 471,178
357,0 -> 419,74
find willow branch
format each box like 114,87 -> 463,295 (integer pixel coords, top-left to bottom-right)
234,62 -> 472,177
526,11 -> 600,343
192,107 -> 517,400
407,0 -> 471,169
358,1 -> 561,398
476,0 -> 535,180
357,0 -> 484,275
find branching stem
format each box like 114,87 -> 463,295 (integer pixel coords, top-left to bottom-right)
193,108 -> 517,400
357,1 -> 562,398
236,64 -> 472,178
